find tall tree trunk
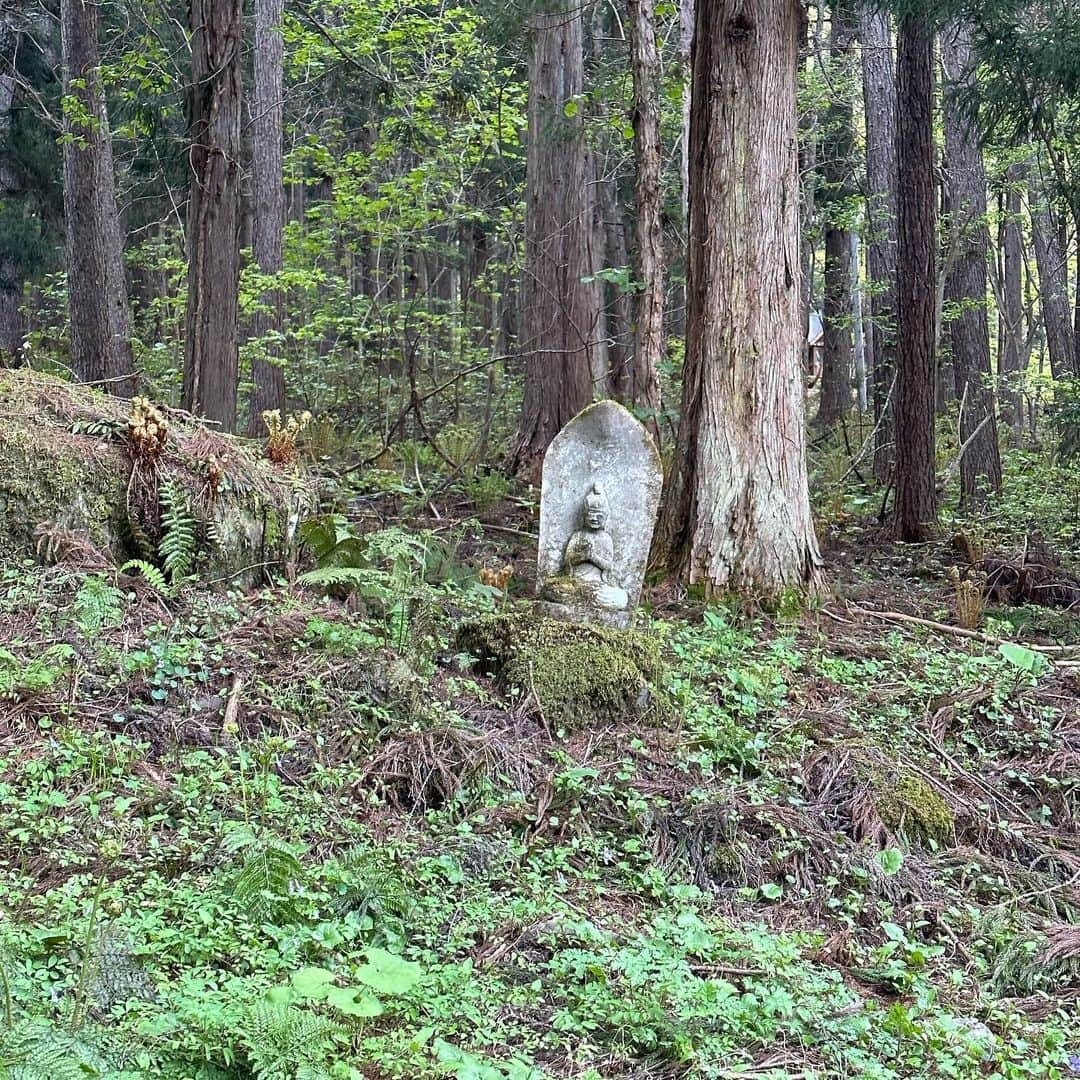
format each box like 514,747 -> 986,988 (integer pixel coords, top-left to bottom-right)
941,22 -> 1002,505
0,10 -> 23,359
183,0 -> 243,432
655,0 -> 823,598
679,0 -> 693,224
999,170 -> 1023,435
597,171 -> 632,401
511,7 -> 598,479
627,0 -> 663,440
816,0 -> 856,427
860,5 -> 898,484
249,0 -> 286,430
851,231 -> 867,411
893,16 -> 937,540
1029,168 -> 1075,380
60,0 -> 134,396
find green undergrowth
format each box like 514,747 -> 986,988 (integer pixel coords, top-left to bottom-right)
0,550 -> 1075,1079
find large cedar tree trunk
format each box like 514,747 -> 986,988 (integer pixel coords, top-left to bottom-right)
860,5 -> 899,484
1029,170 -> 1075,380
816,0 -> 856,427
627,0 -> 664,439
183,0 -> 243,432
655,0 -> 822,598
60,0 -> 134,396
941,23 -> 1002,504
511,8 -> 598,480
892,17 -> 937,541
249,0 -> 287,429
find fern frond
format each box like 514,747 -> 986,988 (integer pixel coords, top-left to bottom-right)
297,566 -> 384,591
0,1019 -> 102,1080
119,559 -> 170,595
233,843 -> 307,923
241,1003 -> 343,1080
326,849 -> 412,923
158,479 -> 198,585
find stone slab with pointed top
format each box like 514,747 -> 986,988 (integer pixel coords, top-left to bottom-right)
536,400 -> 662,629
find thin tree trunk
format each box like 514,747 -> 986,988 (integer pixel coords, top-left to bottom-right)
60,0 -> 134,395
655,0 -> 823,598
1000,169 -> 1023,436
798,15 -> 817,385
679,0 -> 693,224
183,0 -> 243,432
249,0 -> 287,430
893,16 -> 937,540
511,7 -> 598,480
628,0 -> 663,440
941,22 -> 1002,504
860,5 -> 898,484
1029,168 -> 1075,380
816,0 -> 856,427
851,231 -> 867,411
0,11 -> 23,359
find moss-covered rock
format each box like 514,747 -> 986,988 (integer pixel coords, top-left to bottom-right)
456,609 -> 666,729
875,771 -> 954,844
0,370 -> 312,582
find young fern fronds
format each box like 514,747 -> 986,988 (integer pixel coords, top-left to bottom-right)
158,479 -> 197,585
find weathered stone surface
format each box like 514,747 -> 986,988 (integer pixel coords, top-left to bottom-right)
537,400 -> 662,627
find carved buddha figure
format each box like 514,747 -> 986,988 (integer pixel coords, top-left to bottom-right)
563,484 -> 629,611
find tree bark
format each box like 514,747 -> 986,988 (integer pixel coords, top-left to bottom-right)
1029,168 -> 1075,380
183,0 -> 243,432
851,230 -> 867,411
60,0 -> 134,396
816,0 -> 856,427
0,10 -> 23,359
249,0 -> 287,430
893,16 -> 937,540
941,22 -> 1002,505
655,0 -> 823,598
860,5 -> 898,484
511,7 -> 599,480
999,169 -> 1023,435
627,0 -> 663,440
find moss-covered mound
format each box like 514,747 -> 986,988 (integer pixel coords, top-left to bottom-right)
456,609 -> 666,729
0,370 -> 311,582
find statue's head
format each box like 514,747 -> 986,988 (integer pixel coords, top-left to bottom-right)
583,484 -> 608,530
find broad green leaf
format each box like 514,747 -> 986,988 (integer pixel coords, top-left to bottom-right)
759,883 -> 783,900
877,848 -> 904,876
325,985 -> 383,1017
290,967 -> 335,999
998,642 -> 1048,676
354,947 -> 422,995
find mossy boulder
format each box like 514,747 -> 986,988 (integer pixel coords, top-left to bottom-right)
0,370 -> 311,582
456,609 -> 667,729
875,771 -> 954,844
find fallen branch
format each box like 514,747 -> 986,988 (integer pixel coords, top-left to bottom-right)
840,604 -> 1079,656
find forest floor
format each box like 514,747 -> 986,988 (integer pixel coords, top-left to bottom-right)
0,440 -> 1078,1079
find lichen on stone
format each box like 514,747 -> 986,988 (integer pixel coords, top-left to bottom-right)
456,608 -> 667,729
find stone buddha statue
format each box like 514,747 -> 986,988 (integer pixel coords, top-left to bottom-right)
562,484 -> 629,612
